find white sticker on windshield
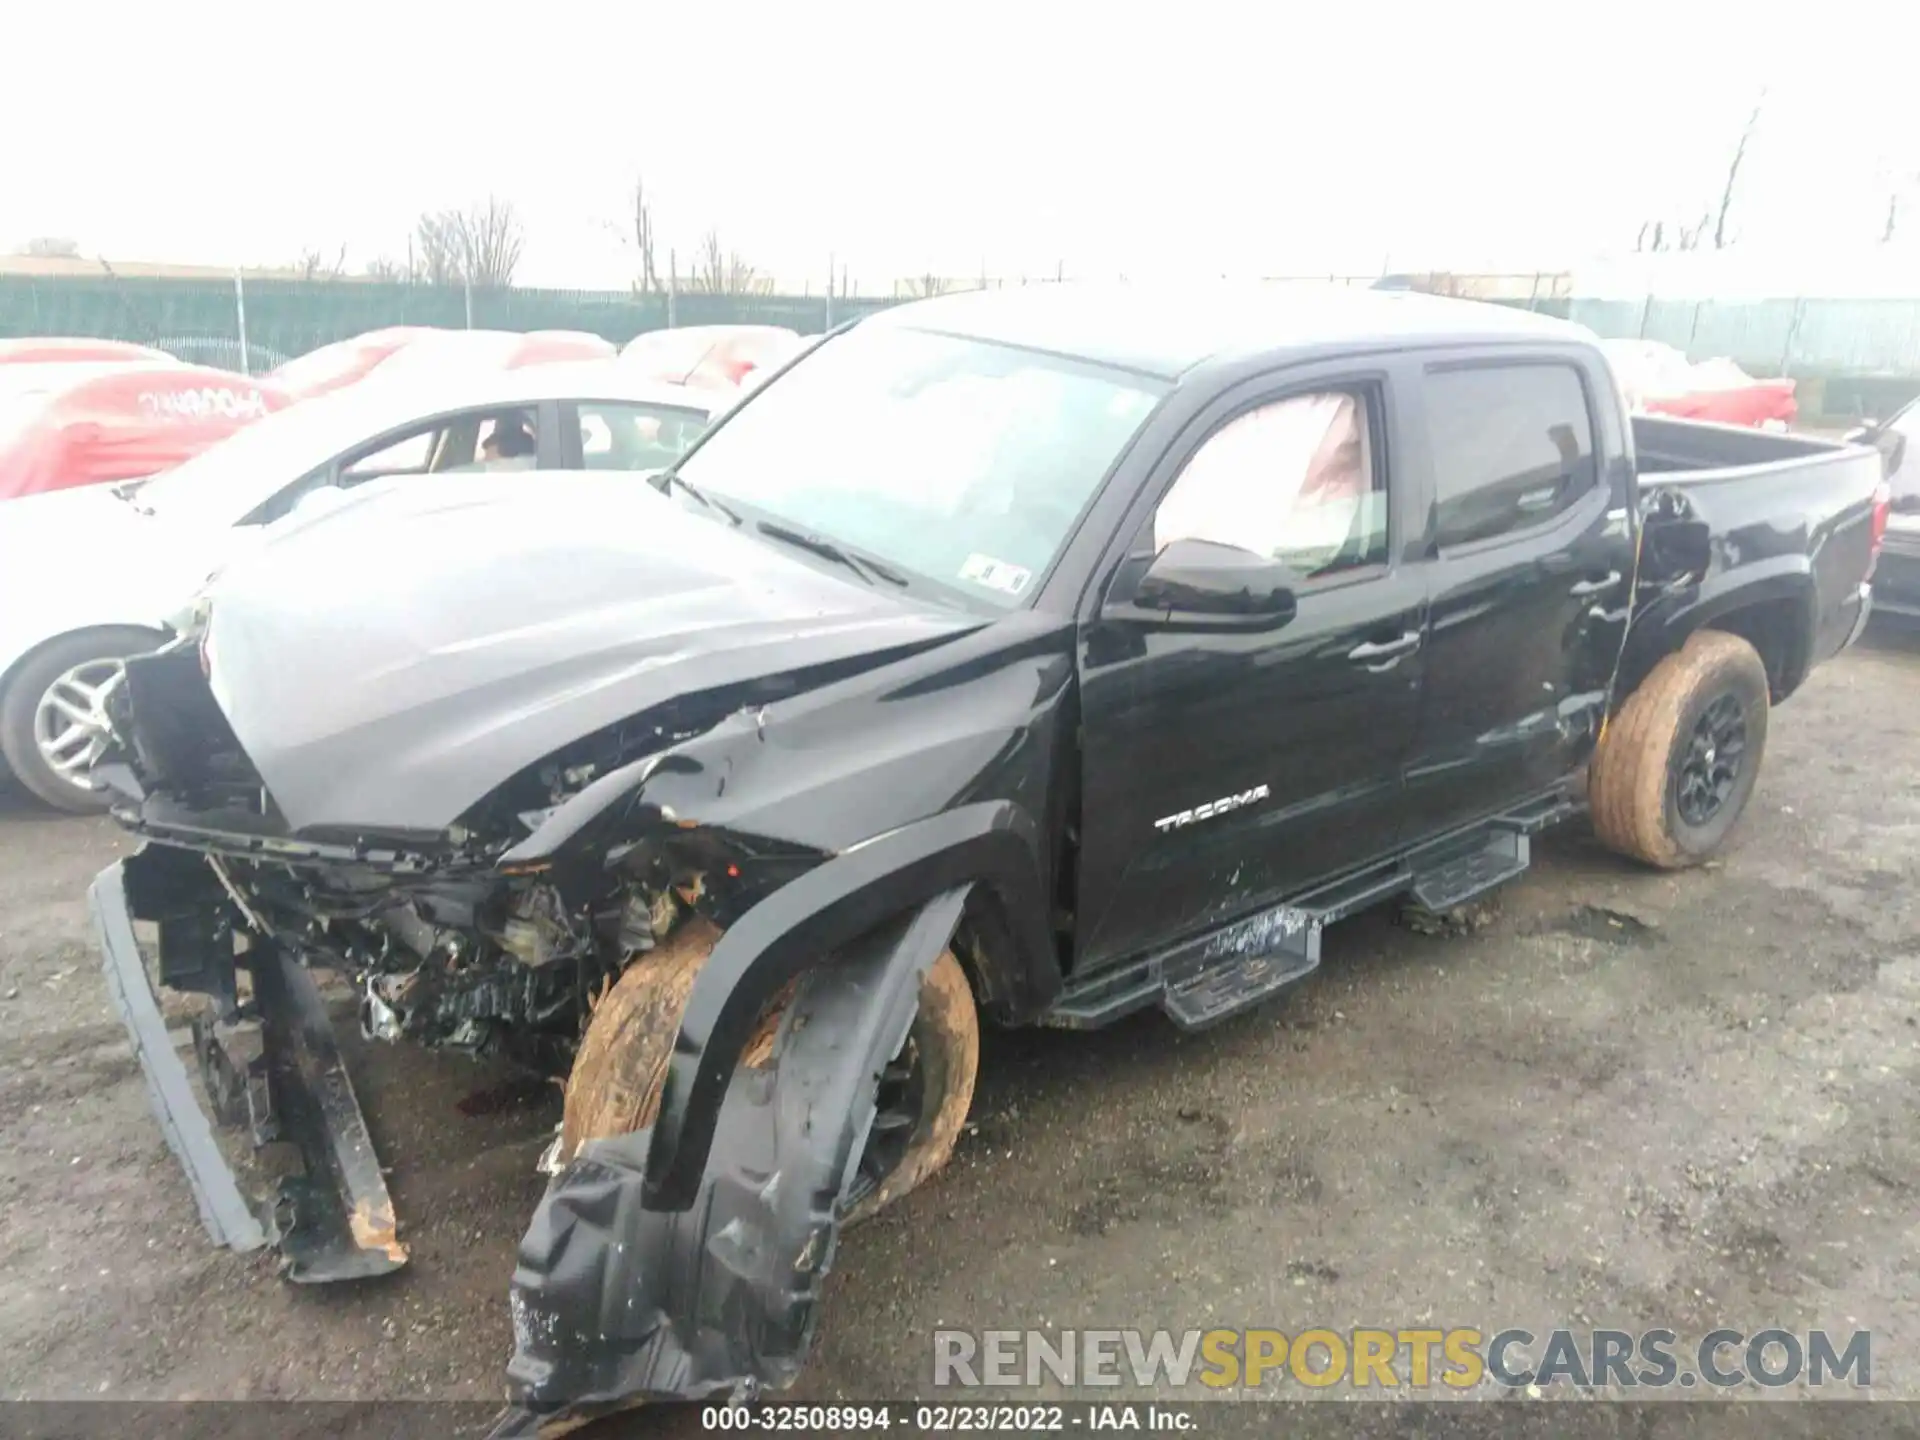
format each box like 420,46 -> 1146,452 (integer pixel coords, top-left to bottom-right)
959,553 -> 1033,596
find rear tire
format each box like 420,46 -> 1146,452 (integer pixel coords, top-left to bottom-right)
561,918 -> 978,1224
1588,629 -> 1770,869
0,627 -> 167,814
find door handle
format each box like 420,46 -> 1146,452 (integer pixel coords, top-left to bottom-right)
1347,631 -> 1421,668
1568,570 -> 1622,597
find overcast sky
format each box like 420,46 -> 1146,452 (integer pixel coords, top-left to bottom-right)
5,1 -> 1917,290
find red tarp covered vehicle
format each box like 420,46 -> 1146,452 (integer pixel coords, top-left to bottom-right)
265,326 -> 445,403
618,325 -> 806,392
1600,340 -> 1798,429
353,328 -> 617,388
0,363 -> 292,502
0,337 -> 179,366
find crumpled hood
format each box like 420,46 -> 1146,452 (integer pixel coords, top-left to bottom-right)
200,474 -> 982,833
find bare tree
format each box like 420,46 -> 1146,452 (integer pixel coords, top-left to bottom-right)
1631,93 -> 1767,255
692,227 -> 766,295
901,273 -> 951,299
1880,169 -> 1920,243
1634,214 -> 1711,254
363,254 -> 414,282
413,211 -> 465,285
22,236 -> 80,258
293,243 -> 349,280
628,176 -> 661,294
411,197 -> 525,287
1710,91 -> 1766,250
458,195 -> 524,287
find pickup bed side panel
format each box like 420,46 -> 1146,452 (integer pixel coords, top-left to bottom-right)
1624,439 -> 1880,700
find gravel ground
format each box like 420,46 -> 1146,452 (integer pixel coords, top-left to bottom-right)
0,630 -> 1914,1436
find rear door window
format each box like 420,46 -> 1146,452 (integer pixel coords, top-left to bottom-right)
1425,363 -> 1597,549
573,401 -> 708,473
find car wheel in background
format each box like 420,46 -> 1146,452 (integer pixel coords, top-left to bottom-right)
0,627 -> 167,814
1588,629 -> 1771,869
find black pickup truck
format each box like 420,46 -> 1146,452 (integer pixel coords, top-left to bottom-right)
86,286 -> 1887,1430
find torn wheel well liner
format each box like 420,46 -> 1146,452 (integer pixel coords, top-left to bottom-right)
499,888 -> 972,1424
641,799 -> 1056,1211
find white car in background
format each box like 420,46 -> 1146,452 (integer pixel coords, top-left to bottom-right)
0,363 -> 715,811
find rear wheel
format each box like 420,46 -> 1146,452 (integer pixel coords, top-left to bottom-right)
562,917 -> 978,1225
0,627 -> 166,813
1588,629 -> 1771,869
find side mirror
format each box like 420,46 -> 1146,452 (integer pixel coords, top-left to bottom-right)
1844,420 -> 1908,479
1641,517 -> 1712,585
1130,538 -> 1301,622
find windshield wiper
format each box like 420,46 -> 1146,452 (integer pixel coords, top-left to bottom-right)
754,520 -> 909,587
655,469 -> 741,525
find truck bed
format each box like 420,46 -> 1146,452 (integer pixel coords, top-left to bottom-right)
1632,412 -> 1851,478
1627,413 -> 1882,697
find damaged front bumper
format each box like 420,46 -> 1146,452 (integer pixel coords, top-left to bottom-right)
90,859 -> 407,1283
97,835 -> 972,1426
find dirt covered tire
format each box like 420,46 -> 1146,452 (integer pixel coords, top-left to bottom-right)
561,918 -> 978,1225
0,627 -> 166,814
1589,629 -> 1770,869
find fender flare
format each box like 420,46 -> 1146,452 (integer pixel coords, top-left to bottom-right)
1621,561 -> 1816,699
642,799 -> 1057,1211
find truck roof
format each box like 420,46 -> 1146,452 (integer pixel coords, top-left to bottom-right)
868,282 -> 1589,380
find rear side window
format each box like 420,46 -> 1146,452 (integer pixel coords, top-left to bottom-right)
575,401 -> 708,473
1425,363 -> 1597,549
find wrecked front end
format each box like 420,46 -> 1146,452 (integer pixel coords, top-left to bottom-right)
91,630 -> 823,1256
88,593 -> 1057,1425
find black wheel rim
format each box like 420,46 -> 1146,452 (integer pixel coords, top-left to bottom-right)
1675,691 -> 1748,826
843,1032 -> 927,1209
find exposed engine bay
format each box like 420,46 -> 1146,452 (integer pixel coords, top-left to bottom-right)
97,638 -> 825,1088
257,851 -> 686,1075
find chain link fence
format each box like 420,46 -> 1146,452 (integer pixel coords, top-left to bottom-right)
5,272 -> 1916,420
0,275 -> 896,374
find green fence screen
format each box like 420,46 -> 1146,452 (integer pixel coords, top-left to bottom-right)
0,276 -> 896,371
4,276 -> 1917,417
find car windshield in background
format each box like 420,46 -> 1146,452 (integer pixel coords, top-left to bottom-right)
673,325 -> 1165,607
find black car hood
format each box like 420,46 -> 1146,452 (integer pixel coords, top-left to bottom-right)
200,475 -> 983,834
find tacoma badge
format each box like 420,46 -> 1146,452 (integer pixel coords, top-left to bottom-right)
1154,784 -> 1270,833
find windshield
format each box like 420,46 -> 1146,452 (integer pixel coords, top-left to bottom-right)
673,324 -> 1164,606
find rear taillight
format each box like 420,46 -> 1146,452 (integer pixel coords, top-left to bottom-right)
1868,481 -> 1891,578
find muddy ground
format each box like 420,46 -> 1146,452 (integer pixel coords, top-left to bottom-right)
0,631 -> 1914,1435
